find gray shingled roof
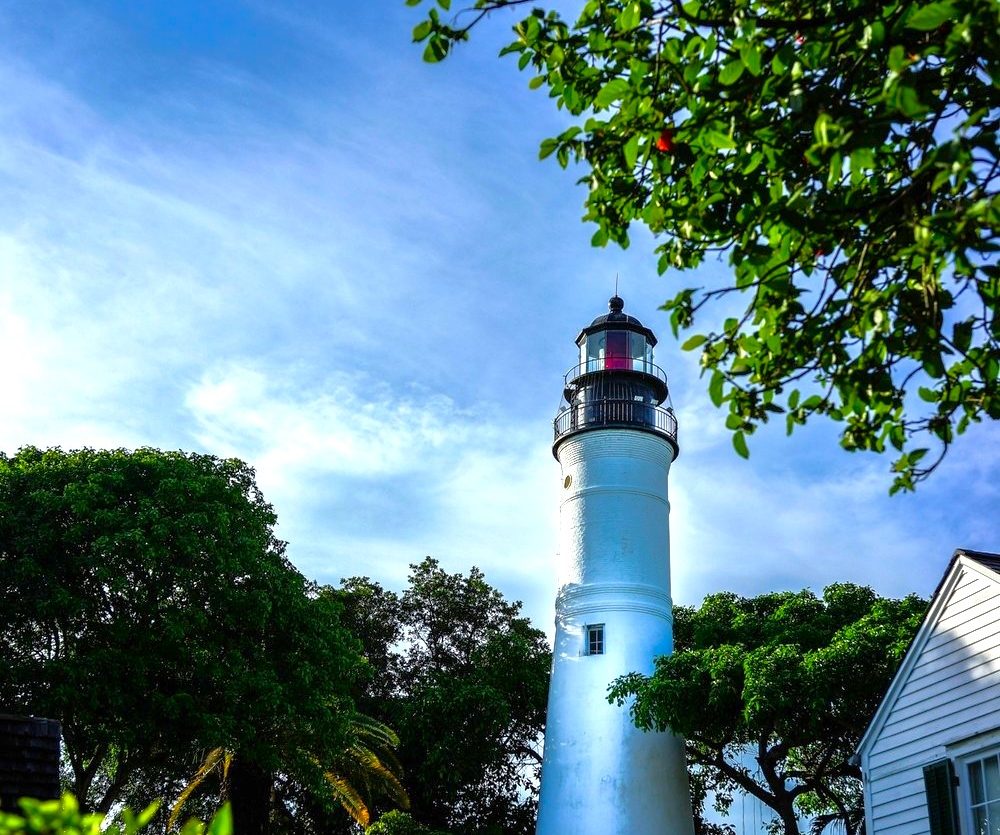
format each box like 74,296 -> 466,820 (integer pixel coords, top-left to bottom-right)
955,548 -> 1000,575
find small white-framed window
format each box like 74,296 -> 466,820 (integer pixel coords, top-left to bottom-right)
939,731 -> 1000,835
586,624 -> 605,656
967,751 -> 1000,835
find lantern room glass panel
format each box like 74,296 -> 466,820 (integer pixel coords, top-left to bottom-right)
631,332 -> 651,373
586,333 -> 604,373
605,331 -> 629,369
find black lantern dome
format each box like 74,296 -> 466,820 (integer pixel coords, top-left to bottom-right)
553,296 -> 678,456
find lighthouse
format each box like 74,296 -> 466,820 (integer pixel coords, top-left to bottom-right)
535,296 -> 694,835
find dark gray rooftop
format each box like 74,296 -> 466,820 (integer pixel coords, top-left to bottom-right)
956,548 -> 1000,575
576,296 -> 657,345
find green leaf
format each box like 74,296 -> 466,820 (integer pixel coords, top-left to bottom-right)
802,395 -> 824,410
813,112 -> 833,147
894,84 -> 928,117
771,44 -> 794,74
623,134 -> 640,168
682,334 -> 708,350
732,430 -> 750,458
591,226 -> 610,247
953,320 -> 973,352
887,45 -> 907,72
739,44 -> 763,76
907,1 -> 955,30
864,20 -> 886,47
742,152 -> 764,174
207,805 -> 233,835
828,152 -> 844,188
135,802 -> 161,832
709,371 -> 725,406
718,60 -> 745,85
423,37 -> 448,63
437,0 -> 451,8
705,130 -> 736,150
412,20 -> 432,42
618,1 -> 642,30
851,147 -> 875,170
923,353 -> 945,378
594,78 -> 629,108
528,75 -> 546,89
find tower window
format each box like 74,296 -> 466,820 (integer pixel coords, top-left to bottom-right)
586,624 -> 605,656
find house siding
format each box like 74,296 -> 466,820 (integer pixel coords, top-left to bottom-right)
865,564 -> 1000,834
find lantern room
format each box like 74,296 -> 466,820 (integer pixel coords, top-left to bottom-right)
577,299 -> 655,375
554,295 -> 677,456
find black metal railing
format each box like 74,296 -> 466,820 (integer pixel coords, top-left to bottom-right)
564,359 -> 668,390
553,399 -> 678,446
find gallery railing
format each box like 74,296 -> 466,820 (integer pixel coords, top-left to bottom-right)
563,359 -> 668,390
553,399 -> 678,448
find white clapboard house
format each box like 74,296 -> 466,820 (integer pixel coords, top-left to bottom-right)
855,549 -> 1000,835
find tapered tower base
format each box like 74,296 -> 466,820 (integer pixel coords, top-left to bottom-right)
536,428 -> 693,835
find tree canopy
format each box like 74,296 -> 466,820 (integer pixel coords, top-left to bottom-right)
408,0 -> 1000,491
0,447 -> 366,832
608,584 -> 927,835
338,558 -> 551,835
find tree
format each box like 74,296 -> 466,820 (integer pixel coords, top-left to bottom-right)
408,0 -> 1000,490
0,447 -> 366,833
607,585 -> 928,835
337,559 -> 551,835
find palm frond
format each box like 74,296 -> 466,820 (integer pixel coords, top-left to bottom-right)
350,715 -> 401,748
168,747 -> 226,830
323,770 -> 371,827
344,744 -> 410,809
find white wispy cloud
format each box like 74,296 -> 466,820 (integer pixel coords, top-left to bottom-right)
186,363 -> 466,482
183,359 -> 559,624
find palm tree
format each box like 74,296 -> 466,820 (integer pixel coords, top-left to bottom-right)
168,714 -> 409,831
319,713 -> 410,827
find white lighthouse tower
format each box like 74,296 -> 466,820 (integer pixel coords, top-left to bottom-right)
535,296 -> 694,835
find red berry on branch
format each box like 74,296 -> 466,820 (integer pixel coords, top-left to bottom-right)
656,129 -> 674,152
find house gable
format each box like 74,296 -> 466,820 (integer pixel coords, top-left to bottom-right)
856,550 -> 1000,835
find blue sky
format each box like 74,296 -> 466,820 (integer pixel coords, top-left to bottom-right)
1,0 -> 997,635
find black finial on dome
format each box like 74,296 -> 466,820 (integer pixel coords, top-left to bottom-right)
609,295 -> 624,314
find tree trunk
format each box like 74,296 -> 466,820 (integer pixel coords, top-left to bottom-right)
225,756 -> 273,835
776,802 -> 801,835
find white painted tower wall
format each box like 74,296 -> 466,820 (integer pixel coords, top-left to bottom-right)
535,428 -> 693,835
